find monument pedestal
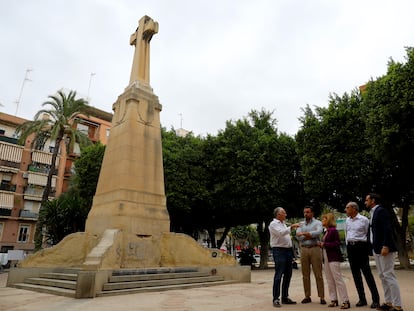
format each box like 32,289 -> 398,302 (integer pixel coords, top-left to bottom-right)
85,83 -> 170,239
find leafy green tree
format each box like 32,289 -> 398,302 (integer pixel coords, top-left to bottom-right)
17,90 -> 91,249
296,47 -> 414,268
296,91 -> 371,210
361,47 -> 414,267
38,192 -> 86,245
38,142 -> 105,245
162,128 -> 209,238
208,109 -> 300,267
71,142 -> 106,211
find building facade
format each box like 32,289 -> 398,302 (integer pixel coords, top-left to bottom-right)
0,108 -> 112,254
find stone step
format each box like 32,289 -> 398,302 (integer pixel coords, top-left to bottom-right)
109,270 -> 210,282
97,280 -> 235,297
25,277 -> 77,290
10,267 -> 237,298
111,266 -> 198,276
103,275 -> 224,291
40,272 -> 78,281
12,282 -> 76,298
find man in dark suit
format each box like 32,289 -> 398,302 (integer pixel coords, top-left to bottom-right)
365,193 -> 403,311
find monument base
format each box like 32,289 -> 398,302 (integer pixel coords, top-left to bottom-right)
18,230 -> 237,269
8,230 -> 248,298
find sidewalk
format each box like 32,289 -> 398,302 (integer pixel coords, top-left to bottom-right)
0,265 -> 412,311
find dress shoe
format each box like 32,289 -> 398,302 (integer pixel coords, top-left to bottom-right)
320,299 -> 327,305
282,298 -> 297,304
356,300 -> 368,307
340,301 -> 351,309
370,302 -> 380,309
301,297 -> 312,304
328,300 -> 339,307
377,304 -> 393,311
273,299 -> 281,308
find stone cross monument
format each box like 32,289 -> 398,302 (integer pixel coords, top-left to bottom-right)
85,15 -> 170,239
14,17 -> 240,281
129,15 -> 158,86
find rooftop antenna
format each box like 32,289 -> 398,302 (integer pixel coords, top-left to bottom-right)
179,113 -> 183,128
87,72 -> 96,103
14,68 -> 33,116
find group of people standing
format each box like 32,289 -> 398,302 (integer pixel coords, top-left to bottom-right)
268,193 -> 404,311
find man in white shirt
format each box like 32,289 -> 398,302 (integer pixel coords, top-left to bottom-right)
345,201 -> 380,308
269,207 -> 300,308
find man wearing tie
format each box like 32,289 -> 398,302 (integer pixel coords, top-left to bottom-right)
366,193 -> 404,311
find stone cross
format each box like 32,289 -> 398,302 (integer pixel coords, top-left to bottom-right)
129,15 -> 158,86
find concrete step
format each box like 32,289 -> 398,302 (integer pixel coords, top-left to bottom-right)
111,267 -> 198,276
103,275 -> 225,291
25,277 -> 77,290
40,272 -> 78,281
12,282 -> 76,298
97,280 -> 235,297
11,267 -> 235,298
109,270 -> 211,282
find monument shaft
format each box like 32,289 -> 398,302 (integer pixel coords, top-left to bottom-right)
85,16 -> 169,238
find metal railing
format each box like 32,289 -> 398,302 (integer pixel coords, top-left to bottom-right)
19,210 -> 39,219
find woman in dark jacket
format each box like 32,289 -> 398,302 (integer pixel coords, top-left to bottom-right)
319,213 -> 350,309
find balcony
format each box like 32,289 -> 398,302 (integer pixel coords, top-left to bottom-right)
0,208 -> 12,217
0,159 -> 20,169
0,141 -> 23,163
0,183 -> 16,192
19,210 -> 39,219
0,136 -> 18,144
28,164 -> 50,175
24,187 -> 43,197
24,186 -> 56,201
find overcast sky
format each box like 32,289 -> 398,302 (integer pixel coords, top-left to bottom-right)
1,0 -> 413,136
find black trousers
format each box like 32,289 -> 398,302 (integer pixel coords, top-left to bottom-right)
347,243 -> 380,303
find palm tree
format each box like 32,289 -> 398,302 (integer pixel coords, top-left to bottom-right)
17,90 -> 91,249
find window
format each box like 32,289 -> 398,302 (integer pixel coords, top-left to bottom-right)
0,173 -> 13,192
76,123 -> 89,135
17,224 -> 31,243
106,128 -> 111,138
0,222 -> 4,240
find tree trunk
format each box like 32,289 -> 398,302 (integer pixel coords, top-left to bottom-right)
207,228 -> 217,248
397,203 -> 411,269
257,221 -> 270,269
216,227 -> 231,250
34,132 -> 64,250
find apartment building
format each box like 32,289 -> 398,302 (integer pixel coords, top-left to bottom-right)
0,107 -> 112,254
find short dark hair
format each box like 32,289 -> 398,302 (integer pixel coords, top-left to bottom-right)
304,205 -> 314,213
368,193 -> 381,204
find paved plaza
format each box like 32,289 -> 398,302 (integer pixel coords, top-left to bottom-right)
0,264 -> 412,311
